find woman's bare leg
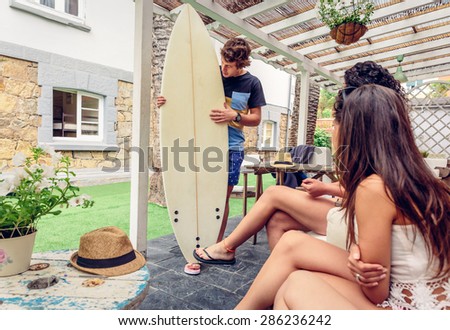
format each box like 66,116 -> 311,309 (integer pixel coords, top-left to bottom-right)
266,211 -> 311,250
274,271 -> 377,310
195,186 -> 335,261
235,231 -> 354,310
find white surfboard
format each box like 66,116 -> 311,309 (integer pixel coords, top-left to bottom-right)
160,4 -> 228,264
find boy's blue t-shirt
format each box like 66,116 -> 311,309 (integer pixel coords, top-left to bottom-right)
222,71 -> 266,148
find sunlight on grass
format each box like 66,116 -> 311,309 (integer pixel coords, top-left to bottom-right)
34,173 -> 276,252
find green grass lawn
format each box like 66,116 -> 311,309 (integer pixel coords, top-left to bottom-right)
34,173 -> 276,252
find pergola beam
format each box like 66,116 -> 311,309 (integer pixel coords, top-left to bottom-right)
237,0 -> 290,19
406,63 -> 450,80
328,48 -> 450,80
280,0 -> 440,46
259,8 -> 450,66
324,38 -> 450,72
400,57 -> 450,74
408,70 -> 450,82
316,9 -> 450,64
300,7 -> 450,55
331,46 -> 450,76
180,0 -> 342,84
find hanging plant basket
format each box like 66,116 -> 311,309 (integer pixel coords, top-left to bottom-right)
330,22 -> 368,45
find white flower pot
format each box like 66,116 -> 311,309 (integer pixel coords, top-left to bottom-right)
424,158 -> 447,178
0,231 -> 36,277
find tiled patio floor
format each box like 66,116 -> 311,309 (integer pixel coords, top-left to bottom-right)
139,215 -> 270,310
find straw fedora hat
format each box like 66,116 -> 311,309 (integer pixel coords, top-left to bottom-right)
271,151 -> 294,169
70,226 -> 146,277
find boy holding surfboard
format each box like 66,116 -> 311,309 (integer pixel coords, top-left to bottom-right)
158,37 -> 266,275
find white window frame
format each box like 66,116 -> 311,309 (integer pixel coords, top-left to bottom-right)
53,89 -> 104,142
262,120 -> 276,148
9,0 -> 90,32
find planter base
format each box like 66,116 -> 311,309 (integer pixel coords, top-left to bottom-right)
0,231 -> 37,277
330,22 -> 367,45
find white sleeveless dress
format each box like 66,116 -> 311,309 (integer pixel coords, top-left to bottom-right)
326,207 -> 449,309
377,225 -> 448,310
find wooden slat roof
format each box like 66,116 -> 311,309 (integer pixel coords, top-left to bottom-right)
153,0 -> 450,89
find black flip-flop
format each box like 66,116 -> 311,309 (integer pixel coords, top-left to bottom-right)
193,248 -> 236,265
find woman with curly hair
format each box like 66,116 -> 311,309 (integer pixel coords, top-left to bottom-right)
194,61 -> 408,265
237,85 -> 449,310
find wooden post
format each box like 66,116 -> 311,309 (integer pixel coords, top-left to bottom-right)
130,0 -> 153,256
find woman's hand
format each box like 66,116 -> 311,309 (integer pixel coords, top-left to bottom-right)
300,178 -> 328,197
156,96 -> 166,108
347,244 -> 387,287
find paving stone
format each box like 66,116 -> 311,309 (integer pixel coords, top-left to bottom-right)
146,262 -> 171,278
184,286 -> 242,310
193,266 -> 252,292
149,270 -> 213,299
140,215 -> 269,310
139,289 -> 199,310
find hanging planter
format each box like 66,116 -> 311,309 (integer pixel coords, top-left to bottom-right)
317,0 -> 374,46
330,22 -> 368,45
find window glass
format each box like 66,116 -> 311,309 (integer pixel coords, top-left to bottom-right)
65,0 -> 78,16
263,121 -> 275,147
52,90 -> 102,139
81,95 -> 99,136
27,0 -> 80,17
10,1 -> 88,31
40,0 -> 55,8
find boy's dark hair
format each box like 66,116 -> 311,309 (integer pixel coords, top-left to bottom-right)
221,37 -> 251,69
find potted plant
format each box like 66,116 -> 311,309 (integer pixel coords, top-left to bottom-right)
0,146 -> 94,276
420,151 -> 448,179
317,0 -> 375,45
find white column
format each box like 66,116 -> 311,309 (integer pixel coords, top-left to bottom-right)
130,0 -> 153,255
297,69 -> 310,146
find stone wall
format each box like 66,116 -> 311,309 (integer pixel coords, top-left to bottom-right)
288,76 -> 320,147
148,14 -> 175,206
113,80 -> 134,169
244,126 -> 258,149
0,55 -> 135,170
0,56 -> 40,164
280,113 -> 288,149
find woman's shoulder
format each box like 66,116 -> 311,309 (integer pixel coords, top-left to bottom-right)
359,174 -> 384,189
357,175 -> 391,202
356,175 -> 397,220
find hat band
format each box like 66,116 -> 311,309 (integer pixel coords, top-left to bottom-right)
274,161 -> 292,165
76,250 -> 136,269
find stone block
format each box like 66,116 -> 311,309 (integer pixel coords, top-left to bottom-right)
75,71 -> 89,90
2,60 -> 29,81
0,93 -> 18,113
0,139 -> 17,158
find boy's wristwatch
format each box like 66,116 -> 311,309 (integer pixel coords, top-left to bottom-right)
235,112 -> 242,123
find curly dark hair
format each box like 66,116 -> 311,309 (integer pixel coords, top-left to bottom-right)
220,37 -> 251,69
334,61 -> 407,122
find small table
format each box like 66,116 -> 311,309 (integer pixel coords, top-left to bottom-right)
0,250 -> 150,310
246,162 -> 337,190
